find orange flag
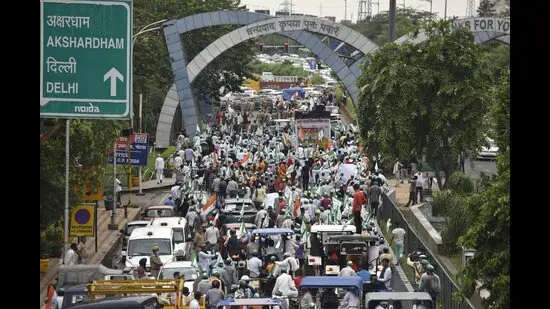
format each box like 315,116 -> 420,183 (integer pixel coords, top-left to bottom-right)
45,283 -> 58,309
293,196 -> 300,218
240,152 -> 251,165
299,127 -> 304,140
201,193 -> 217,215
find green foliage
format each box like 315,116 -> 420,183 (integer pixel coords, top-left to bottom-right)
248,60 -> 310,77
40,119 -> 122,230
310,74 -> 325,85
481,42 -> 509,80
161,146 -> 177,161
349,8 -> 436,46
477,0 -> 497,17
489,68 -> 510,151
356,19 -> 492,189
456,149 -> 510,308
430,190 -> 458,217
446,172 -> 474,195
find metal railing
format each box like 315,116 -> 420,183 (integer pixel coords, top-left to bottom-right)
379,193 -> 477,309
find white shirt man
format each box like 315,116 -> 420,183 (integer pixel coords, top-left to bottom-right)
155,155 -> 165,184
272,269 -> 298,298
174,155 -> 183,170
205,225 -> 220,245
378,261 -> 392,290
188,297 -> 200,309
64,247 -> 77,265
171,184 -> 181,201
247,255 -> 263,278
339,262 -> 356,277
338,290 -> 359,309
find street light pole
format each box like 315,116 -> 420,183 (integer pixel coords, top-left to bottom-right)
444,0 -> 448,20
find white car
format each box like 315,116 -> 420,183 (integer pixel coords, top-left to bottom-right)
477,138 -> 499,160
158,261 -> 201,293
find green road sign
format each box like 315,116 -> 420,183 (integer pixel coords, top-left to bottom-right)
40,0 -> 132,119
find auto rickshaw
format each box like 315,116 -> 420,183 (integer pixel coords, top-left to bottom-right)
326,234 -> 380,274
364,292 -> 434,309
307,225 -> 356,275
250,228 -> 295,264
85,279 -> 206,309
298,276 -> 363,309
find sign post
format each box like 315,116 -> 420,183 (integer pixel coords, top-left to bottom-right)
40,0 -> 132,119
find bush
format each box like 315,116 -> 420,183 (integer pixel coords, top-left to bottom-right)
310,74 -> 325,85
441,201 -> 470,254
431,190 -> 458,217
161,146 -> 176,161
446,172 -> 474,195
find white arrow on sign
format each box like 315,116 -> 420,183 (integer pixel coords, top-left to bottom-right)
103,67 -> 124,97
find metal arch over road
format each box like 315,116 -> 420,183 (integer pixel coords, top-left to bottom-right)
156,11 -> 378,147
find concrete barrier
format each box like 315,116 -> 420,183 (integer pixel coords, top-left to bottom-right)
409,203 -> 444,255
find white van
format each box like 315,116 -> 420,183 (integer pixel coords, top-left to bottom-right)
146,217 -> 191,258
123,227 -> 183,270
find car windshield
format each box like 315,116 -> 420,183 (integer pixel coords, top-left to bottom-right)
159,267 -> 199,281
173,228 -> 184,243
146,209 -> 174,217
127,224 -> 147,235
224,203 -> 254,212
128,238 -> 171,256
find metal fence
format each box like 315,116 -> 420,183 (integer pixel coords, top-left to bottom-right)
379,193 -> 477,309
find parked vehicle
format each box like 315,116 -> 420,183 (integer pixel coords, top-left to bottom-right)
123,227 -> 182,271
120,220 -> 149,252
146,217 -> 192,259
158,261 -> 201,293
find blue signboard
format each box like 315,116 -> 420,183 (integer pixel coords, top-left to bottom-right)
108,134 -> 149,166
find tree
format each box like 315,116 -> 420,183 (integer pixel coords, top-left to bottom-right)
477,0 -> 497,17
356,20 -> 493,189
456,149 -> 510,308
489,68 -> 510,151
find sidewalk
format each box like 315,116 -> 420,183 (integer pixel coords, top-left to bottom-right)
39,190 -> 168,307
121,175 -> 178,193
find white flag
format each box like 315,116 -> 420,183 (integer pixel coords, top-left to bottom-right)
196,123 -> 201,133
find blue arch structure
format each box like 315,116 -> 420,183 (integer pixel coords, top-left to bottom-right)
156,11 -> 378,147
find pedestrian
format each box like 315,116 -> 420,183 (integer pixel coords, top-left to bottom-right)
133,258 -> 148,279
393,160 -> 403,186
193,228 -> 206,255
418,264 -> 441,306
379,247 -> 395,268
368,181 -> 382,219
205,221 -> 220,253
64,243 -> 79,265
405,176 -> 417,207
247,250 -> 263,278
155,154 -> 164,184
378,258 -> 392,291
150,245 -> 163,278
189,291 -> 202,309
352,183 -> 367,234
77,237 -> 88,264
171,183 -> 181,202
115,178 -> 122,206
415,174 -> 424,203
390,220 -> 406,265
205,280 -> 225,309
174,153 -> 183,171
197,272 -> 213,295
301,161 -> 311,191
165,196 -> 175,206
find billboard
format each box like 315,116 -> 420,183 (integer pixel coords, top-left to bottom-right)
108,133 -> 149,166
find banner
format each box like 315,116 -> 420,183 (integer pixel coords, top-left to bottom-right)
69,205 -> 95,237
108,134 -> 149,166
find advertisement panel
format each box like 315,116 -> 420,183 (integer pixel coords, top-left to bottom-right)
108,133 -> 149,166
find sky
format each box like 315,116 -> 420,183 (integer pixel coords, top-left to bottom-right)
240,0 -> 469,23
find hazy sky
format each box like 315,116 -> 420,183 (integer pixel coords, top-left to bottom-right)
240,0 -> 468,23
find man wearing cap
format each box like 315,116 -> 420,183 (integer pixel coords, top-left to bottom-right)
197,272 -> 213,295
418,264 -> 441,305
209,270 -> 224,291
339,261 -> 357,277
150,246 -> 163,277
380,247 -> 395,268
247,250 -> 263,278
273,266 -> 299,298
221,258 -> 238,294
408,254 -> 429,286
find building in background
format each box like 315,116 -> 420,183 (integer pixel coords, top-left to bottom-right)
255,9 -> 271,15
323,16 -> 336,22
